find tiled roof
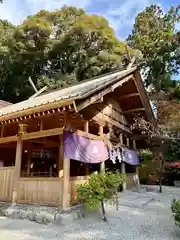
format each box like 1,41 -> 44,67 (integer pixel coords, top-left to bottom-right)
0,67 -> 137,117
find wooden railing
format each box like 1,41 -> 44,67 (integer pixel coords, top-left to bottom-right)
127,173 -> 139,189
17,177 -> 63,206
0,167 -> 15,201
70,176 -> 88,203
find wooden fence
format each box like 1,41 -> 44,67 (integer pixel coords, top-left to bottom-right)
70,176 -> 87,203
0,167 -> 15,201
127,173 -> 139,189
17,178 -> 63,206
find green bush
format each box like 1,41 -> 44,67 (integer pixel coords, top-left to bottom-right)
171,199 -> 180,226
77,171 -> 126,221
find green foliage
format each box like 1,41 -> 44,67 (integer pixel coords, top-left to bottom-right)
171,199 -> 180,226
163,167 -> 180,186
138,149 -> 155,182
164,140 -> 180,162
139,149 -> 154,163
128,4 -> 180,94
77,172 -> 126,211
0,5 -> 137,103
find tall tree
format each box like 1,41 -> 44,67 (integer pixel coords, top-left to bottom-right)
0,5 -> 139,102
128,4 -> 180,94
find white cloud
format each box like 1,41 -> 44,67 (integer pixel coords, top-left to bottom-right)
105,0 -> 157,38
0,0 -> 91,24
0,0 -> 167,40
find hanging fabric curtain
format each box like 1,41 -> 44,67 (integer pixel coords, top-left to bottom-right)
63,130 -> 109,164
122,148 -> 140,166
108,143 -> 123,164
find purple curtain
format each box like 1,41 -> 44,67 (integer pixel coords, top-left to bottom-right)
123,149 -> 140,166
63,130 -> 109,163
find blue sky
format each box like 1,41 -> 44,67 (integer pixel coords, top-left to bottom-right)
0,0 -> 179,78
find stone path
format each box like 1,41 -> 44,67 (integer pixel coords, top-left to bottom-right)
0,185 -> 180,239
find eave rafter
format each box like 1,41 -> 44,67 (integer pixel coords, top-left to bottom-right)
0,103 -> 74,126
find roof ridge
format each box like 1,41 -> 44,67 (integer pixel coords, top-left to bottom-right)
39,66 -> 137,97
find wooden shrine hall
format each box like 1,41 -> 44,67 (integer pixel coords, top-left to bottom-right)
0,66 -> 154,208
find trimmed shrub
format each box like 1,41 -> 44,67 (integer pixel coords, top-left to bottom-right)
171,199 -> 180,226
77,171 -> 126,221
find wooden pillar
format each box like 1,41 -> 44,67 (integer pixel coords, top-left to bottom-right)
84,120 -> 89,176
99,125 -> 105,174
62,112 -> 71,209
40,119 -> 43,131
12,139 -> 23,203
57,135 -> 63,178
62,157 -> 70,209
12,124 -> 27,203
120,133 -> 126,190
133,139 -> 140,189
1,126 -> 4,138
126,137 -> 130,147
27,143 -> 32,177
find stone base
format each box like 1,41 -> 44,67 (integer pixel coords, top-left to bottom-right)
3,202 -> 88,225
174,181 -> 180,187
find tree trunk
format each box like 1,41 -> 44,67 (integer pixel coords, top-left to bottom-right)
158,151 -> 164,193
100,200 -> 107,222
159,176 -> 163,193
115,188 -> 119,210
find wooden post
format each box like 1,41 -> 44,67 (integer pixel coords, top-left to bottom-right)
120,133 -> 126,191
40,119 -> 43,131
12,124 -> 27,203
27,143 -> 32,177
57,135 -> 63,178
1,126 -> 4,138
126,137 -> 130,147
62,112 -> 71,209
12,139 -> 23,203
99,125 -> 105,174
84,120 -> 89,176
133,139 -> 140,190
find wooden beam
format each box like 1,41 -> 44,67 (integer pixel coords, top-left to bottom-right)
92,113 -> 131,134
127,56 -> 136,70
75,75 -> 133,112
123,108 -> 145,114
0,99 -> 73,122
21,128 -> 64,141
119,93 -> 140,100
29,86 -> 48,99
75,129 -> 104,140
111,75 -> 134,91
0,135 -> 18,144
134,71 -> 155,123
27,139 -> 59,147
28,77 -> 38,93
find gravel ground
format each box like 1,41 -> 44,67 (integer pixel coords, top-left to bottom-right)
0,185 -> 180,240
